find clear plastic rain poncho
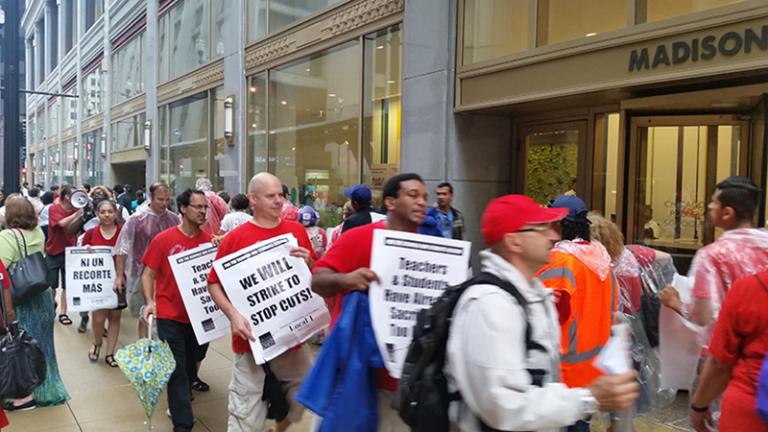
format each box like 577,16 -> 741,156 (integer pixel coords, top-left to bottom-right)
686,228 -> 768,344
114,206 -> 180,278
613,245 -> 677,413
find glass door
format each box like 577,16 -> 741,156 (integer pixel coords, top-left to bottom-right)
518,121 -> 588,205
627,115 -> 751,272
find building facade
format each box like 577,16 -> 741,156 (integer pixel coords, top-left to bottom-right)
21,0 -> 768,261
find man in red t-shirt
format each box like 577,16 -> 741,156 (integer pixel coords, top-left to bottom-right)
141,189 -> 212,432
207,173 -> 316,432
45,186 -> 86,326
312,173 -> 428,432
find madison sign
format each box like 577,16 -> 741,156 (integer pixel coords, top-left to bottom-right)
629,24 -> 768,72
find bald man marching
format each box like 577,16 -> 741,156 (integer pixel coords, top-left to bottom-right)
207,173 -> 317,432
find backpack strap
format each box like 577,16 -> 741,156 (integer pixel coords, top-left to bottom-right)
470,272 -> 548,354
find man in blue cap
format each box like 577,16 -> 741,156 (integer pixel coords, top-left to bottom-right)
341,184 -> 382,233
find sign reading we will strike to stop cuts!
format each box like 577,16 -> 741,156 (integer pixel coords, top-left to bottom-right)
213,234 -> 330,364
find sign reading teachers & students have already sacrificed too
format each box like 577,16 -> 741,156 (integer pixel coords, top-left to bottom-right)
65,246 -> 119,311
169,243 -> 230,345
212,233 -> 330,363
369,230 -> 471,378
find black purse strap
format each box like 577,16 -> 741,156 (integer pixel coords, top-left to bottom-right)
11,229 -> 29,260
0,267 -> 8,330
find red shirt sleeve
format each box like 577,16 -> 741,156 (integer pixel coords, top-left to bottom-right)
141,232 -> 167,271
314,225 -> 368,273
82,228 -> 94,246
0,261 -> 10,290
48,204 -> 64,227
207,236 -> 231,285
708,276 -> 747,367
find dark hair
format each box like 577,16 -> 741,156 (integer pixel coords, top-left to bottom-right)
96,199 -> 118,212
123,184 -> 133,193
382,173 -> 424,201
716,176 -> 760,222
561,219 -> 592,242
50,184 -> 60,191
230,193 -> 249,211
41,191 -> 55,205
218,191 -> 231,204
113,184 -> 124,195
282,184 -> 290,198
60,185 -> 74,199
29,187 -> 41,198
82,183 -> 91,193
149,182 -> 170,197
436,182 -> 453,194
176,189 -> 206,213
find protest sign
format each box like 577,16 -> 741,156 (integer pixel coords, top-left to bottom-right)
369,230 -> 471,378
212,234 -> 329,364
168,243 -> 230,344
65,246 -> 118,312
659,274 -> 701,390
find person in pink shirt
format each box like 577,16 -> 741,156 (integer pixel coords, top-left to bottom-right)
661,176 -> 768,425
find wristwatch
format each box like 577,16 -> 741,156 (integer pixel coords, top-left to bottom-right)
578,389 -> 598,415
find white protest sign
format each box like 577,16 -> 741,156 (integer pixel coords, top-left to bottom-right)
659,274 -> 701,390
369,230 -> 471,378
168,243 -> 230,345
65,246 -> 118,312
212,233 -> 330,364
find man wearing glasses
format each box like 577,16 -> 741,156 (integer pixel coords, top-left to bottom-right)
445,195 -> 637,431
141,189 -> 213,432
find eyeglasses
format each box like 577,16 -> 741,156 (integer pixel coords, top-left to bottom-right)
516,224 -> 553,234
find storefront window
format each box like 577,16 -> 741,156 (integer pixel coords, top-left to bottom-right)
48,99 -> 60,137
62,89 -> 77,129
159,106 -> 170,185
212,0 -> 228,58
363,25 -> 402,202
594,113 -> 620,220
270,41 -> 360,217
248,74 -> 268,176
269,0 -> 336,33
111,113 -> 145,151
641,0 -> 745,23
83,65 -> 104,118
248,0 -> 267,42
84,0 -> 105,31
158,14 -> 169,83
169,0 -> 210,79
538,0 -> 627,46
83,129 -> 104,186
462,0 -> 530,64
63,140 -> 75,186
112,33 -> 144,105
49,144 -> 61,186
524,128 -> 580,205
168,93 -> 209,195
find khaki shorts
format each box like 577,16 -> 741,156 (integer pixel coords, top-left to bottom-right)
126,276 -> 145,318
227,345 -> 311,432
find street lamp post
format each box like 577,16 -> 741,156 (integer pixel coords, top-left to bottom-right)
2,0 -> 22,193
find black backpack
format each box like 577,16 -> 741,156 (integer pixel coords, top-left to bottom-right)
397,272 -> 547,432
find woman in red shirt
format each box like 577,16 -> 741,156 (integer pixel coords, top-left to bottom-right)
690,270 -> 768,432
82,200 -> 124,367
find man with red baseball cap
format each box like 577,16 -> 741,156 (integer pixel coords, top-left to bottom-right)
444,194 -> 638,431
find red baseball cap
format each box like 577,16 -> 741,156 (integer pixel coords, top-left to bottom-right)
481,195 -> 568,245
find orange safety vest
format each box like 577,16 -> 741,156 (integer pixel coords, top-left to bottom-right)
536,249 -> 618,388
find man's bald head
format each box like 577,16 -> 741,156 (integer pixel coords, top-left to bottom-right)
248,172 -> 284,222
248,172 -> 282,195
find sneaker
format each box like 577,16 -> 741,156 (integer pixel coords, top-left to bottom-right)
167,408 -> 171,418
191,377 -> 210,392
3,399 -> 36,412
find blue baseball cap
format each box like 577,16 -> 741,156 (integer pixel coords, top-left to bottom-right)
551,195 -> 589,223
344,184 -> 372,204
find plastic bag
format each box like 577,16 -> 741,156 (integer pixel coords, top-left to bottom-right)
0,321 -> 47,399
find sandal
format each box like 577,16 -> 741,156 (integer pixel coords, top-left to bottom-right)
89,343 -> 102,362
105,355 -> 118,368
58,314 -> 72,325
191,377 -> 210,392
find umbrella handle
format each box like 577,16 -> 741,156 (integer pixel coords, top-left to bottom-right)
146,314 -> 156,355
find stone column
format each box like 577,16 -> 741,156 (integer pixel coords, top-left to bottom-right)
144,0 -> 159,185
220,0 -> 247,194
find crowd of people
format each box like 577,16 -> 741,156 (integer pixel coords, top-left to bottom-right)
0,172 -> 766,432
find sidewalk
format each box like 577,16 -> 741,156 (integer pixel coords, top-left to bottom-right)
5,309 -> 315,432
